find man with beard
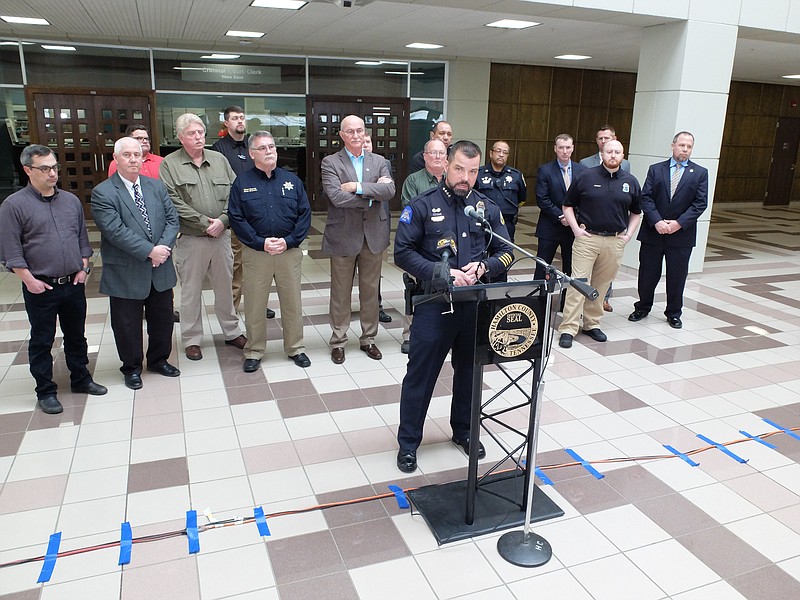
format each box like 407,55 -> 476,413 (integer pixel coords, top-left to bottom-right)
557,140 -> 642,349
394,140 -> 514,473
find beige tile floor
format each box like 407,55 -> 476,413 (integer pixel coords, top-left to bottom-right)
0,203 -> 799,599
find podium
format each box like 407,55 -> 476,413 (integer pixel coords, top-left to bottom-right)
406,279 -> 564,545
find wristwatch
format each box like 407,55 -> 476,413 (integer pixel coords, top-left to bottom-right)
81,266 -> 91,274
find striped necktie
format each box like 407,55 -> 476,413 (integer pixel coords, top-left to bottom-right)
670,164 -> 683,198
132,183 -> 152,236
562,165 -> 570,190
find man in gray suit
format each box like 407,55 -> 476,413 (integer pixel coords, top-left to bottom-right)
321,114 -> 395,364
92,137 -> 181,390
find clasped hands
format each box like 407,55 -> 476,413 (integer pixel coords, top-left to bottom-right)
450,261 -> 485,287
655,220 -> 681,234
148,245 -> 171,267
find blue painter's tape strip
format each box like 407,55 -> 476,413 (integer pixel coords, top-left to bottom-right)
696,433 -> 747,464
664,444 -> 700,467
253,506 -> 271,537
388,485 -> 410,509
564,448 -> 604,479
535,467 -> 554,486
739,430 -> 778,450
37,531 -> 61,583
118,522 -> 133,565
762,418 -> 800,442
186,510 -> 200,554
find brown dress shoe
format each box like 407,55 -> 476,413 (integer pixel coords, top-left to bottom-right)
603,301 -> 613,312
185,345 -> 203,361
331,347 -> 345,364
359,344 -> 382,360
224,334 -> 247,350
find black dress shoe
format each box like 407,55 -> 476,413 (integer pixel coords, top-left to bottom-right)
559,333 -> 573,348
400,340 -> 410,354
37,395 -> 63,415
266,308 -> 276,319
243,358 -> 261,373
71,381 -> 108,395
289,353 -> 311,368
668,317 -> 683,329
397,449 -> 417,473
452,436 -> 486,459
628,309 -> 649,322
124,373 -> 143,390
583,328 -> 607,342
379,309 -> 392,323
173,310 -> 180,323
147,363 -> 181,377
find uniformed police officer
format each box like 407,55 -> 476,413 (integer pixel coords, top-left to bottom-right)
558,140 -> 642,349
394,140 -> 514,473
474,140 -> 527,243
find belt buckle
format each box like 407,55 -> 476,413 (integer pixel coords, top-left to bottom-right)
56,275 -> 71,285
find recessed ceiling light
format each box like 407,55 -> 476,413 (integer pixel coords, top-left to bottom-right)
226,30 -> 265,38
406,42 -> 443,50
1,16 -> 50,26
555,54 -> 591,60
385,71 -> 425,75
41,45 -> 76,51
782,74 -> 800,79
485,19 -> 540,29
251,0 -> 307,8
355,61 -> 381,66
0,41 -> 34,45
201,54 -> 240,59
380,61 -> 408,65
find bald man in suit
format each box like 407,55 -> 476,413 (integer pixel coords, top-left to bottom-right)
321,115 -> 395,364
629,131 -> 708,329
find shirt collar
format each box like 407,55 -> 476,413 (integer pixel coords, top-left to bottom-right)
119,175 -> 141,195
29,183 -> 59,202
345,147 -> 363,161
670,158 -> 688,168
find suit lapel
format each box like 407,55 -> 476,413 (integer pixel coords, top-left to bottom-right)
114,174 -> 152,239
337,149 -> 359,183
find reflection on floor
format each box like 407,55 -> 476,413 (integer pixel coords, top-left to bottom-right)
0,204 -> 799,599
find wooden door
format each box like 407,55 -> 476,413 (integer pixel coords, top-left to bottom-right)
26,89 -> 153,215
765,117 -> 800,206
306,96 -> 409,212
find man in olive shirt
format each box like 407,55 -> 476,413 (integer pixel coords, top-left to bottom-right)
0,145 -> 107,414
160,113 -> 246,361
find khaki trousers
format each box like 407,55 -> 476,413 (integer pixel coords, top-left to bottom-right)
558,234 -> 625,336
329,240 -> 383,347
231,230 -> 244,311
241,245 -> 304,359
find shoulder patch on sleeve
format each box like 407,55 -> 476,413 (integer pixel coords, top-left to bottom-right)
399,206 -> 413,224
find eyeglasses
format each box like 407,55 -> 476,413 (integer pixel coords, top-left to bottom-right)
252,145 -> 276,152
30,164 -> 61,173
425,151 -> 446,157
341,128 -> 365,137
132,136 -> 150,142
492,148 -> 509,155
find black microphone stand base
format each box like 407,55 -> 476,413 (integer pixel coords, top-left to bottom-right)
497,529 -> 552,568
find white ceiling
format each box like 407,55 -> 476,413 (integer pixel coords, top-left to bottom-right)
0,0 -> 799,85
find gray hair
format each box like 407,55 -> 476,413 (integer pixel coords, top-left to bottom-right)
175,113 -> 205,138
113,137 -> 142,154
248,130 -> 274,149
20,144 -> 54,167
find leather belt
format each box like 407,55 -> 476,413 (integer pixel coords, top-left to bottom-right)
585,230 -> 622,237
35,273 -> 76,285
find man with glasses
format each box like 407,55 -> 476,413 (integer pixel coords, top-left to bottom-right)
321,114 -> 394,364
475,140 -> 527,244
0,145 -> 107,414
228,131 -> 311,373
108,125 -> 163,179
409,121 -> 453,173
159,113 -> 246,361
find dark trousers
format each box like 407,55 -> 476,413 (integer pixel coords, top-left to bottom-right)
110,286 -> 174,376
635,241 -> 693,318
22,282 -> 91,398
397,301 -> 478,451
534,233 -> 574,280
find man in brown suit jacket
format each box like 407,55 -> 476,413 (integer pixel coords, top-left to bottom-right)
321,115 -> 395,364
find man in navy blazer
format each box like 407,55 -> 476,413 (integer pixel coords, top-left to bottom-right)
321,115 -> 395,364
628,131 -> 708,329
535,133 -> 587,281
92,137 -> 181,389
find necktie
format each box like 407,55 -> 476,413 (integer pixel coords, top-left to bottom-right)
670,164 -> 683,198
562,165 -> 570,190
132,183 -> 152,237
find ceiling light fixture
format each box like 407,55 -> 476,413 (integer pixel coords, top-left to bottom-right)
385,71 -> 424,75
355,60 -> 382,66
251,0 -> 307,8
782,74 -> 800,79
41,44 -> 76,51
1,16 -> 50,26
555,54 -> 591,60
406,42 -> 443,50
226,30 -> 265,38
201,54 -> 240,59
485,19 -> 540,29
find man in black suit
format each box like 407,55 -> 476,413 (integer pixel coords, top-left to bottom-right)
629,131 -> 708,329
92,137 -> 181,390
534,133 -> 587,281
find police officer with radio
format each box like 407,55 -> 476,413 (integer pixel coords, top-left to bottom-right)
394,140 -> 514,473
474,140 -> 527,243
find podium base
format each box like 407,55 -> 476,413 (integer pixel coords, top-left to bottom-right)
497,530 -> 552,567
407,471 -> 564,545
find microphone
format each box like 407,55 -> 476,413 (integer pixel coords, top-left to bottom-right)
569,277 -> 599,301
464,205 -> 490,227
436,232 -> 457,261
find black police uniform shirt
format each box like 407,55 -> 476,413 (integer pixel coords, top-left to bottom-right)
564,165 -> 642,233
211,134 -> 254,177
474,165 -> 527,217
394,183 -> 513,282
